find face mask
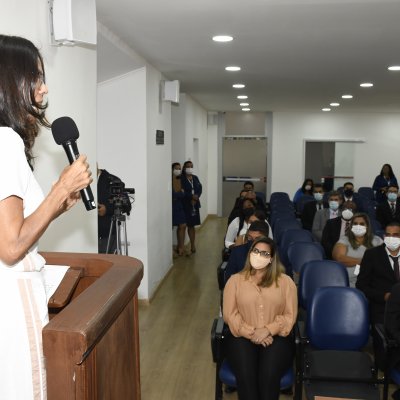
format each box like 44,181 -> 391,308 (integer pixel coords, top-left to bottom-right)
243,207 -> 255,217
250,253 -> 271,270
185,168 -> 194,175
314,192 -> 323,201
388,192 -> 398,202
329,201 -> 339,211
173,169 -> 181,177
344,189 -> 354,198
385,236 -> 400,252
305,185 -> 312,191
351,224 -> 367,237
341,209 -> 354,221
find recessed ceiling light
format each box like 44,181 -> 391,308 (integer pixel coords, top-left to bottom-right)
360,82 -> 373,88
239,102 -> 249,106
342,94 -> 353,99
225,66 -> 241,71
322,108 -> 331,112
233,84 -> 245,89
388,65 -> 400,71
242,108 -> 251,112
212,35 -> 233,42
237,95 -> 248,99
330,103 -> 340,107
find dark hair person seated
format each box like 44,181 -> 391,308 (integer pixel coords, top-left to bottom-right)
223,237 -> 297,400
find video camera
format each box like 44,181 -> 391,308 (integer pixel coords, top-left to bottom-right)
108,177 -> 135,215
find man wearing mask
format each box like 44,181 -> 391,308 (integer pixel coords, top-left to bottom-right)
356,222 -> 400,324
356,222 -> 400,369
321,201 -> 357,259
342,181 -> 362,210
224,220 -> 270,284
301,183 -> 327,231
312,191 -> 342,241
376,184 -> 400,229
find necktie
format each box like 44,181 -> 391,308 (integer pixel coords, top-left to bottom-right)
390,255 -> 400,281
345,221 -> 350,235
391,202 -> 396,216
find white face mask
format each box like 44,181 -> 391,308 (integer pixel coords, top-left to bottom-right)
384,236 -> 400,252
250,253 -> 271,270
388,192 -> 398,202
341,209 -> 354,221
185,167 -> 194,175
314,192 -> 323,201
305,185 -> 312,191
351,224 -> 367,237
173,169 -> 181,177
329,200 -> 339,211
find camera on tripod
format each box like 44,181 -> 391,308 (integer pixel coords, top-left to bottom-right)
108,177 -> 135,216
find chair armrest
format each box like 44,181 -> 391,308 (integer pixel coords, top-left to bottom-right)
294,320 -> 308,345
217,261 -> 228,290
374,323 -> 399,351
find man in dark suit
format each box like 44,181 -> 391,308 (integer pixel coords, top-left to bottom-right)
224,220 -> 270,284
356,222 -> 400,324
321,200 -> 357,259
301,183 -> 327,230
342,181 -> 363,211
384,282 -> 400,373
376,184 -> 400,229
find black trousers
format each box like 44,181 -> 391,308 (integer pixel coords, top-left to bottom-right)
226,335 -> 294,400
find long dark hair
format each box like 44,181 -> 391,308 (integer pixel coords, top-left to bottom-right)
0,35 -> 50,167
347,212 -> 374,250
380,164 -> 395,179
301,178 -> 314,194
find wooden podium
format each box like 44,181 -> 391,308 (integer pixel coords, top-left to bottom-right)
41,252 -> 143,400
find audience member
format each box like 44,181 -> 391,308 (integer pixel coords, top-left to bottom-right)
227,189 -> 248,224
333,213 -> 383,286
225,198 -> 256,249
181,161 -> 202,254
312,190 -> 342,241
321,200 -> 357,259
172,163 -> 186,256
376,184 -> 400,229
233,210 -> 273,246
293,178 -> 314,205
97,167 -> 131,254
223,237 -> 297,400
373,163 -> 398,203
224,220 -> 271,283
342,181 -> 362,210
356,222 -> 400,324
301,183 -> 326,231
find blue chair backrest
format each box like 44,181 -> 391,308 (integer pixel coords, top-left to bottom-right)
287,241 -> 325,274
295,195 -> 314,213
307,287 -> 370,351
270,209 -> 296,227
298,260 -> 349,309
274,219 -> 302,245
279,229 -> 314,267
358,187 -> 375,201
270,192 -> 290,204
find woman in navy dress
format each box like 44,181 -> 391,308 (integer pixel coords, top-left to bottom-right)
172,163 -> 186,256
373,164 -> 398,203
181,161 -> 202,253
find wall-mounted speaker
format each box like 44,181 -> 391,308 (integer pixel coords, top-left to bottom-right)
162,80 -> 180,103
49,0 -> 97,45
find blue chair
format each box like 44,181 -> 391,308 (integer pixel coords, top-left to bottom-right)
270,192 -> 291,204
279,229 -> 314,272
298,260 -> 349,311
287,241 -> 325,274
359,186 -> 376,201
270,210 -> 296,230
211,317 -> 294,400
294,287 -> 381,400
274,219 -> 302,245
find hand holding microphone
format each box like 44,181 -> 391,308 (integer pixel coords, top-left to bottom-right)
51,117 -> 96,211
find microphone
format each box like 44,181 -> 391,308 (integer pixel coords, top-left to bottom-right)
51,116 -> 96,211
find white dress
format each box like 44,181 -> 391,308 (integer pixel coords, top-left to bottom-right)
0,127 -> 47,399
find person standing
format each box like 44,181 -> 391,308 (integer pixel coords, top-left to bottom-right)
373,163 -> 398,203
172,163 -> 186,256
0,35 -> 92,399
181,161 -> 202,254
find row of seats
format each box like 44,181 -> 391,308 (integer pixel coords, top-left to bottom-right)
212,190 -> 397,399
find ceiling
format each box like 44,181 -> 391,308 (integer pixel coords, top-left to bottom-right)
96,0 -> 400,113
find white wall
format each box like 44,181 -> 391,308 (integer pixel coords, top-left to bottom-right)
2,0 -> 98,253
270,112 -> 400,199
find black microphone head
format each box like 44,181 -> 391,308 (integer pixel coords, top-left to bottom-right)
51,116 -> 80,145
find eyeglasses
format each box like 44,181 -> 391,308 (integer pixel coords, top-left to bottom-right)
251,248 -> 271,258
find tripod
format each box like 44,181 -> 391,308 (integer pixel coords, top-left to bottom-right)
106,205 -> 129,256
